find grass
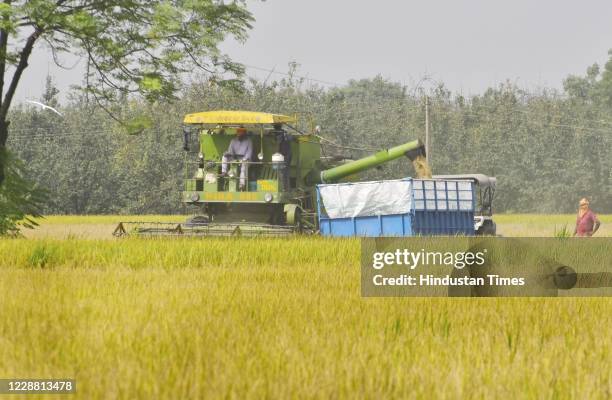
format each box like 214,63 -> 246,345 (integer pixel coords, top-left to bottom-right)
0,236 -> 610,399
554,224 -> 572,238
20,215 -> 187,240
494,214 -> 611,237
32,215 -> 185,225
19,213 -> 612,239
2,217 -> 612,397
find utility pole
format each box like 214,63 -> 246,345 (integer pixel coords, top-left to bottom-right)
424,95 -> 430,162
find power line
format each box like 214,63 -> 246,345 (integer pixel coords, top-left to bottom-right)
6,96 -> 612,142
429,108 -> 612,135
243,64 -> 344,87
241,63 -> 612,129
431,100 -> 612,128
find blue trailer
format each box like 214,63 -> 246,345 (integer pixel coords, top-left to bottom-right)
316,178 -> 475,237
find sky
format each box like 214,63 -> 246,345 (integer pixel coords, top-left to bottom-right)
14,0 -> 612,103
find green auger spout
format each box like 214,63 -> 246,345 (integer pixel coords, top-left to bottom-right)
319,139 -> 426,183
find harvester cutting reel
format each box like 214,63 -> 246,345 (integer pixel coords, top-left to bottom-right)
113,220 -> 297,237
112,205 -> 316,238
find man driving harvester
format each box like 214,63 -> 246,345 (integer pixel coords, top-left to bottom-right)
221,126 -> 253,191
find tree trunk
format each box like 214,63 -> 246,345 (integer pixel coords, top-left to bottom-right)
0,26 -> 41,187
0,118 -> 9,186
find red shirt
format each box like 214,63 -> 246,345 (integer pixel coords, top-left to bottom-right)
576,210 -> 599,236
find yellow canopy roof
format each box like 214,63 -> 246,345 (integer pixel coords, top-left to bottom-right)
183,110 -> 296,125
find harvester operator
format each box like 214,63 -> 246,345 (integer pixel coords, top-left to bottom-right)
273,123 -> 292,189
221,127 -> 253,190
272,124 -> 292,163
574,197 -> 601,237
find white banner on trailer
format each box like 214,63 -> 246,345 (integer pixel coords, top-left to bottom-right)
318,179 -> 412,219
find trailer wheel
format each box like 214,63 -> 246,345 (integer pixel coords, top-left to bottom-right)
477,220 -> 496,236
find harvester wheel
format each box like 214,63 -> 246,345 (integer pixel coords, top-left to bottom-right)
284,204 -> 302,233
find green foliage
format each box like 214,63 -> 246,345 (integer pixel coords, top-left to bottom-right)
0,1 -> 252,103
563,49 -> 612,109
554,225 -> 572,238
6,52 -> 612,216
0,150 -> 46,236
124,114 -> 153,135
27,243 -> 56,268
41,76 -> 60,108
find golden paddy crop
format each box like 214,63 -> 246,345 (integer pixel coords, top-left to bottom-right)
0,233 -> 610,399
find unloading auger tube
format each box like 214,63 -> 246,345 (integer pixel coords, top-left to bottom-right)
318,139 -> 426,183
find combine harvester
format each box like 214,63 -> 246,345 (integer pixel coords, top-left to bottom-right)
114,110 -> 495,237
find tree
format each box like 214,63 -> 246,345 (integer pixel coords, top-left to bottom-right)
0,0 -> 254,186
0,150 -> 45,235
41,74 -> 59,107
563,63 -> 600,101
593,49 -> 612,108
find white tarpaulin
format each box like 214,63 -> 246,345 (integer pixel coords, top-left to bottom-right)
318,179 -> 412,219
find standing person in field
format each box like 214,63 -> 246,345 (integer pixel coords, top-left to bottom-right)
221,127 -> 253,191
574,198 -> 601,237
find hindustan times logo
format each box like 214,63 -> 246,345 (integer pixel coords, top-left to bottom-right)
372,249 -> 487,270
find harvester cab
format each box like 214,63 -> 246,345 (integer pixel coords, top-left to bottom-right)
178,110 -> 323,234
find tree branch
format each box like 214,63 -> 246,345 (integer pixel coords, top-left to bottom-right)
0,0 -> 12,109
42,36 -> 81,70
1,27 -> 42,119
